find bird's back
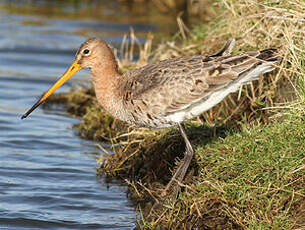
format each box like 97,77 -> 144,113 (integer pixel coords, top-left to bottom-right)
120,49 -> 280,128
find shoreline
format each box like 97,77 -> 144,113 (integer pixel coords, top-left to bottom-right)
44,0 -> 305,228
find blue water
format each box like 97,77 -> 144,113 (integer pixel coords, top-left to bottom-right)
0,1 -> 174,229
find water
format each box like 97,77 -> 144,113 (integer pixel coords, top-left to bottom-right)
0,1 -> 175,229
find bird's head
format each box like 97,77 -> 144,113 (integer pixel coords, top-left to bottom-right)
21,37 -> 115,119
75,38 -> 115,69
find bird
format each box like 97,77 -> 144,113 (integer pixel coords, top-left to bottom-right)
22,37 -> 280,195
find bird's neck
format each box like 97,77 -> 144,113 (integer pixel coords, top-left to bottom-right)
91,62 -> 124,119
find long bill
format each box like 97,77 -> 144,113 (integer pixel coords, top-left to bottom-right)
21,60 -> 82,119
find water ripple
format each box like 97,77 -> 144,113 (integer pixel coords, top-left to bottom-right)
0,1 -> 143,228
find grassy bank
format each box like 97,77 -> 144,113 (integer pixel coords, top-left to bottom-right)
44,0 -> 305,228
140,114 -> 305,228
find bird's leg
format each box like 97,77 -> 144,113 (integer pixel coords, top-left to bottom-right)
148,124 -> 194,217
161,123 -> 194,196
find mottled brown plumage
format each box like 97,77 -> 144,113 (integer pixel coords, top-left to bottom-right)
22,37 -> 280,196
120,49 -> 278,129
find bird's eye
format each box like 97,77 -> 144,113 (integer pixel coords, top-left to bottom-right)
83,49 -> 90,55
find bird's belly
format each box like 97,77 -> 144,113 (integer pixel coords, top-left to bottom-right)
135,117 -> 176,129
124,111 -> 176,129
164,83 -> 242,124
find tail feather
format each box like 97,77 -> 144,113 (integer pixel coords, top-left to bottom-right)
257,48 -> 280,62
235,49 -> 280,85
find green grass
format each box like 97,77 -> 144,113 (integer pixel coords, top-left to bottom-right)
139,113 -> 305,228
196,116 -> 304,228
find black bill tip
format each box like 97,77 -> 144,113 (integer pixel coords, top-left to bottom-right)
21,99 -> 44,120
21,114 -> 27,120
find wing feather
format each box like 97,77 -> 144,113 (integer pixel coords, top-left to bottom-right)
121,49 -> 279,118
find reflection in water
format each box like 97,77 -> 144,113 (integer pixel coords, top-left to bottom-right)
0,0 -> 175,229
